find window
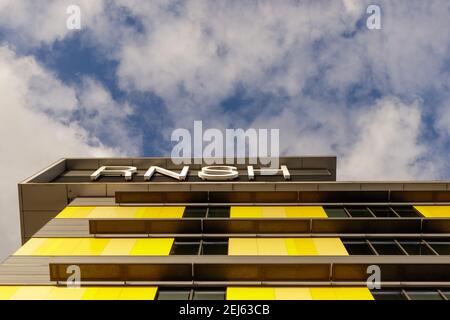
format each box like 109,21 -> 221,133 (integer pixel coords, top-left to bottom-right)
156,288 -> 191,300
343,240 -> 375,255
343,238 -> 447,255
156,288 -> 225,300
398,240 -> 436,255
323,207 -> 349,218
170,238 -> 228,255
428,240 -> 450,255
372,289 -> 448,300
406,290 -> 444,300
371,290 -> 406,300
370,240 -> 405,255
183,206 -> 230,218
183,207 -> 207,218
346,207 -> 373,218
207,207 -> 230,218
368,206 -> 398,218
170,239 -> 201,255
324,206 -> 420,219
392,206 -> 420,217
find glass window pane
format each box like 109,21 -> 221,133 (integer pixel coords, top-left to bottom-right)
324,207 -> 348,218
398,241 -> 436,255
170,242 -> 200,255
428,241 -> 450,255
208,207 -> 230,218
406,291 -> 443,300
371,290 -> 406,300
202,242 -> 228,255
193,290 -> 226,300
369,207 -> 398,218
371,241 -> 404,255
392,206 -> 420,217
157,289 -> 191,300
184,207 -> 207,218
346,207 -> 373,217
343,241 -> 374,255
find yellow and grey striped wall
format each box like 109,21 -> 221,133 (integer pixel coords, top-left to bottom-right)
0,204 -> 448,300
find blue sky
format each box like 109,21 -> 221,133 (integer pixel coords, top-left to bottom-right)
0,0 -> 450,258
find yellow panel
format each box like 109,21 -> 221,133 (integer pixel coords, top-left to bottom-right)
226,287 -> 276,300
118,287 -> 158,300
130,238 -> 174,255
285,206 -> 328,218
288,238 -> 318,255
1,286 -> 158,300
333,287 -> 374,300
83,287 -> 122,300
231,206 -> 327,218
275,288 -> 311,300
313,238 -> 348,256
160,207 -> 185,218
87,207 -> 139,219
228,238 -> 258,255
73,238 -> 109,255
36,238 -> 82,256
0,286 -> 19,300
309,287 -> 337,300
55,207 -> 95,219
13,238 -> 47,256
48,287 -> 86,300
135,207 -> 162,218
261,207 -> 286,218
414,206 -> 450,218
11,286 -> 53,300
230,207 -> 262,218
257,238 -> 288,255
101,239 -> 136,255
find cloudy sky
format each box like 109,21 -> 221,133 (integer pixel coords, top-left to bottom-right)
0,0 -> 449,259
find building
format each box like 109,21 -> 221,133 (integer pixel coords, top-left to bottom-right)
0,156 -> 449,300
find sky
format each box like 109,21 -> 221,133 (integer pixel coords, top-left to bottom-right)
0,0 -> 449,260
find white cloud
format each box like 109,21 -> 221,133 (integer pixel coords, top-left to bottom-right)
340,97 -> 436,180
0,46 -> 125,260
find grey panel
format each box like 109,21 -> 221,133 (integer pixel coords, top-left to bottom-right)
20,184 -> 67,211
68,184 -> 107,198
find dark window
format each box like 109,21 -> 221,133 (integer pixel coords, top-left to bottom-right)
369,207 -> 398,218
183,207 -> 207,218
398,240 -> 436,255
371,290 -> 406,300
392,206 -> 420,217
343,241 -> 375,255
157,288 -> 191,300
324,207 -> 348,218
193,289 -> 226,300
428,240 -> 450,255
157,288 -> 226,300
207,207 -> 230,218
201,241 -> 228,255
170,239 -> 201,255
406,290 -> 444,300
346,207 -> 373,218
371,241 -> 405,255
171,239 -> 229,255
